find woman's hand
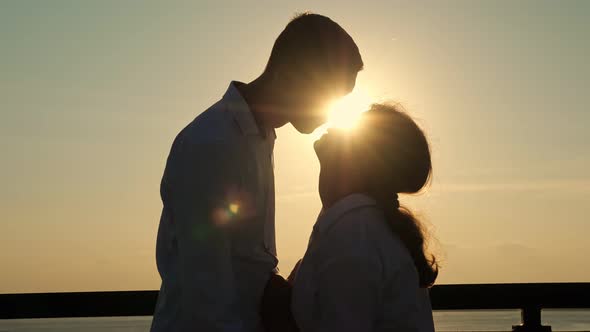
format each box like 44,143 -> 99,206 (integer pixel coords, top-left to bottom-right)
287,259 -> 302,285
260,273 -> 299,332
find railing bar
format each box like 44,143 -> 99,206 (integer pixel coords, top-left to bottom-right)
1,283 -> 589,320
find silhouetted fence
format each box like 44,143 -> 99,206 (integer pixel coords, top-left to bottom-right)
1,283 -> 589,332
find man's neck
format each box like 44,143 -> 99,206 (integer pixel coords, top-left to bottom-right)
237,76 -> 289,130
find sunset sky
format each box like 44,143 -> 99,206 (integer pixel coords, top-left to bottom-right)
1,1 -> 589,293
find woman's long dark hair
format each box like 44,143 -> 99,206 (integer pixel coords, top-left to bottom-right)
360,104 -> 439,288
385,207 -> 438,288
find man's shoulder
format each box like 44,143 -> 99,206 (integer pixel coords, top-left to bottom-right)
179,100 -> 239,145
164,100 -> 246,168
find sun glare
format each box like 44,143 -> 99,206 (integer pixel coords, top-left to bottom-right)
311,87 -> 374,140
327,88 -> 373,129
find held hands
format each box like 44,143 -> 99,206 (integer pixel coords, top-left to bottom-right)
287,259 -> 302,285
260,259 -> 303,332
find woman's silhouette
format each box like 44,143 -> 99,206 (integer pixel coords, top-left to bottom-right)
262,103 -> 438,332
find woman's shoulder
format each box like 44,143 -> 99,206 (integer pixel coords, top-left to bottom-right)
324,204 -> 384,242
325,206 -> 411,262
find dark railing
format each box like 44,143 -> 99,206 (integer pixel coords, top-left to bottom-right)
1,283 -> 589,332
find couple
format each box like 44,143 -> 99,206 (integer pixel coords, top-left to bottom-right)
151,13 -> 438,332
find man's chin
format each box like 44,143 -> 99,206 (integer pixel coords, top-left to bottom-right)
292,120 -> 325,134
292,123 -> 316,134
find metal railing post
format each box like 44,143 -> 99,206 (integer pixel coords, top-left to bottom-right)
512,306 -> 551,332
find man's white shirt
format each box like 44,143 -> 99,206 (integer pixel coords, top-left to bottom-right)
151,82 -> 277,332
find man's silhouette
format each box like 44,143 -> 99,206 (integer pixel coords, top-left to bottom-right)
151,13 -> 362,332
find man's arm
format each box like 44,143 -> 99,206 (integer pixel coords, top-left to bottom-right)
166,140 -> 246,332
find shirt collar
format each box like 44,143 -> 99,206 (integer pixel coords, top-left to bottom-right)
315,193 -> 377,235
223,81 -> 276,139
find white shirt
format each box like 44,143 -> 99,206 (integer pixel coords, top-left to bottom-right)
292,194 -> 435,332
151,82 -> 278,332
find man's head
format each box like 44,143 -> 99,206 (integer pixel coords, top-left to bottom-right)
265,13 -> 363,133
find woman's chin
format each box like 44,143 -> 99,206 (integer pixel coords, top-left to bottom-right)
313,139 -> 321,153
313,139 -> 325,160
314,135 -> 327,151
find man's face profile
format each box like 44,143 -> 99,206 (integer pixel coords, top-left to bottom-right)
288,68 -> 359,134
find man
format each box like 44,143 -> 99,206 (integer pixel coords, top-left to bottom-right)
151,13 -> 363,332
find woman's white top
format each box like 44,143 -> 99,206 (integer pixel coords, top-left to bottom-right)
292,193 -> 435,332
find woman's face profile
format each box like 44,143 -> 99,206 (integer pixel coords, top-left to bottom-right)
315,128 -> 350,163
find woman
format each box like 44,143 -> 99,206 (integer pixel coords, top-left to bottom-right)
262,103 -> 438,332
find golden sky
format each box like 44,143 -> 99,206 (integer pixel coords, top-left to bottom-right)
1,1 -> 589,293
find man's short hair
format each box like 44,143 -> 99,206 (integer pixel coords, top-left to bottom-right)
266,13 -> 363,74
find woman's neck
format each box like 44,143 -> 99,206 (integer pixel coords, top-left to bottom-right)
319,178 -> 359,210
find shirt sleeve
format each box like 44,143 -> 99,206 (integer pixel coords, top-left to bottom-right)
164,139 -> 247,332
315,251 -> 382,332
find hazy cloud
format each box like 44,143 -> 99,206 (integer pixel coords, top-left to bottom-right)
439,179 -> 590,193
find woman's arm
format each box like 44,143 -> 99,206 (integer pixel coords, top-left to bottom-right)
316,254 -> 382,332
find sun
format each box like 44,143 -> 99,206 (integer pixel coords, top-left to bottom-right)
327,88 -> 373,129
311,87 -> 374,139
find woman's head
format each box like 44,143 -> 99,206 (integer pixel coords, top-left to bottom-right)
315,103 -> 432,202
315,103 -> 438,287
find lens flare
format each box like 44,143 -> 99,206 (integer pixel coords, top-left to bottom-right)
229,203 -> 240,215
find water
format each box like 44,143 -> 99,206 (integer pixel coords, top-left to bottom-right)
0,310 -> 588,331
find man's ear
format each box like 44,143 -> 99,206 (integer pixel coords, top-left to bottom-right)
269,64 -> 286,85
272,69 -> 282,82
